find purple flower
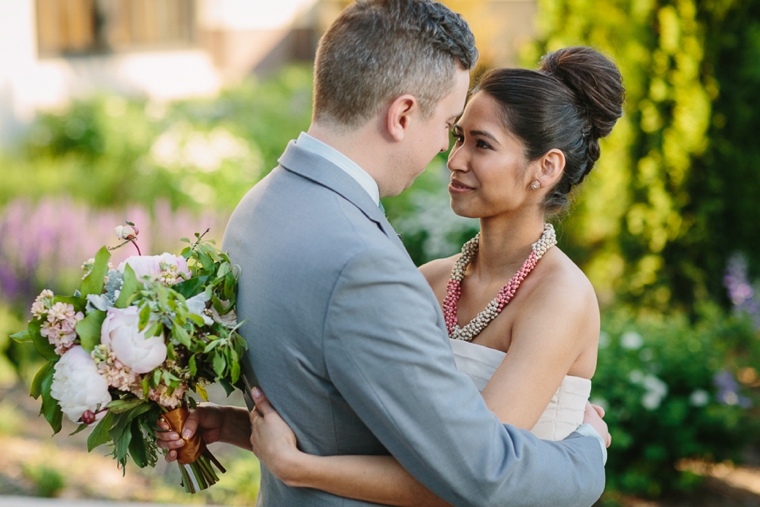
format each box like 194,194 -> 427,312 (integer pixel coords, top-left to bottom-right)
713,370 -> 752,408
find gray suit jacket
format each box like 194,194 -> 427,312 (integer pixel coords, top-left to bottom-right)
222,141 -> 605,507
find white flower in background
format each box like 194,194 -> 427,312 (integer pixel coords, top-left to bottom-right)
689,389 -> 710,407
620,331 -> 644,350
628,370 -> 644,384
118,253 -> 189,284
590,398 -> 609,412
642,391 -> 663,410
101,306 -> 167,374
51,346 -> 112,423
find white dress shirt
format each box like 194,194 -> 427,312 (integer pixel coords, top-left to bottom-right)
296,132 -> 380,206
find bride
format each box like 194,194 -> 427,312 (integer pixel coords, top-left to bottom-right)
240,45 -> 624,506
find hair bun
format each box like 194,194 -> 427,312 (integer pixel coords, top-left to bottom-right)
540,46 -> 624,138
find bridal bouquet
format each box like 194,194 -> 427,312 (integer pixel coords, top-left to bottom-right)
11,224 -> 247,493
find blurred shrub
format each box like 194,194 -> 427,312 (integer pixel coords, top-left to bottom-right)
3,65 -> 313,212
22,464 -> 66,498
525,0 -> 760,310
594,304 -> 760,498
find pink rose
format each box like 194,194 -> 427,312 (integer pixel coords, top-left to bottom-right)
118,253 -> 190,283
101,306 -> 167,374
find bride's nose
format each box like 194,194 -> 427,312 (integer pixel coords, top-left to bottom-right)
447,143 -> 468,173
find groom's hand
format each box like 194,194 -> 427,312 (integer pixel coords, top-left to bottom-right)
156,403 -> 252,461
583,402 -> 611,448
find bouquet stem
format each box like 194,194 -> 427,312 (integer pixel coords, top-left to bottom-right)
178,449 -> 225,493
162,406 -> 227,493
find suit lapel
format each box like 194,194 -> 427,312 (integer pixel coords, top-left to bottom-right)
278,142 -> 408,255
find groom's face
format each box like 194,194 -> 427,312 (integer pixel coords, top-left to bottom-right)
394,68 -> 471,195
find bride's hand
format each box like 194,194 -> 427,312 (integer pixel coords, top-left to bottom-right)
249,387 -> 305,485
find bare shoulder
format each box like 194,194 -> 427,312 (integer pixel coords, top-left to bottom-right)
418,255 -> 457,298
520,247 -> 600,345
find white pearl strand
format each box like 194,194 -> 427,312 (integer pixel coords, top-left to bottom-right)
448,223 -> 557,341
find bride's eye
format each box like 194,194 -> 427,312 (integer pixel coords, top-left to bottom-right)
476,139 -> 492,150
451,131 -> 464,145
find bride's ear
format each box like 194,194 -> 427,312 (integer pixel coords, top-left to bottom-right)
386,94 -> 418,142
536,149 -> 565,188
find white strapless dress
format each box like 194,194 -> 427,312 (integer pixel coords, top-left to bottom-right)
450,338 -> 591,441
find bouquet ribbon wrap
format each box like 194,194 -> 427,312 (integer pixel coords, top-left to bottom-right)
161,406 -> 205,465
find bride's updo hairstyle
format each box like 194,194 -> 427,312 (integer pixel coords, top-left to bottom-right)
474,46 -> 625,214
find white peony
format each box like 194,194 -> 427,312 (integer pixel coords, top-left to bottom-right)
51,346 -> 112,424
117,253 -> 189,283
101,306 -> 167,374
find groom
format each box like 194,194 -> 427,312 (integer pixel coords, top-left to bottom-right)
163,1 -> 608,506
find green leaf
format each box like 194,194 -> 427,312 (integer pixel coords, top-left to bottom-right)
10,330 -> 32,343
145,321 -> 163,338
107,398 -> 145,414
152,369 -> 161,386
129,419 -> 149,468
31,361 -> 55,399
69,423 -> 89,436
203,340 -> 220,353
80,247 -> 111,297
139,304 -> 151,331
173,276 -> 208,299
115,264 -> 140,308
188,355 -> 197,376
40,365 -> 62,434
76,310 -> 106,352
187,314 -> 205,326
172,323 -> 191,348
87,410 -> 115,451
29,318 -> 57,362
141,375 -> 150,398
219,378 -> 235,397
230,348 -> 240,384
213,352 -> 226,378
224,272 -> 236,300
53,295 -> 86,313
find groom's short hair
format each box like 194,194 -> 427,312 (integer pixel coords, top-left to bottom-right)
313,0 -> 478,129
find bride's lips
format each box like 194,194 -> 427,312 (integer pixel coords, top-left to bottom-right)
449,179 -> 475,194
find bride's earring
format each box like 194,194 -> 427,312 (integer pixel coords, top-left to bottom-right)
530,180 -> 541,190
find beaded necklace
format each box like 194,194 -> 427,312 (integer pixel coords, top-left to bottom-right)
443,223 -> 557,341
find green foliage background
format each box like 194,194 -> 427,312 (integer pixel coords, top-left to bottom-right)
3,0 -> 760,502
524,0 -> 760,310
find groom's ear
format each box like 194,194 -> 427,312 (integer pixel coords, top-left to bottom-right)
386,94 -> 418,142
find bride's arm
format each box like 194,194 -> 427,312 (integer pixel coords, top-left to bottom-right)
481,273 -> 600,429
249,388 -> 453,507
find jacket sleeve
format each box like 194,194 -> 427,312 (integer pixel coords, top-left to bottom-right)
323,247 -> 605,507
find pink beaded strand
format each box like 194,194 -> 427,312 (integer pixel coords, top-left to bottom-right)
444,224 -> 555,341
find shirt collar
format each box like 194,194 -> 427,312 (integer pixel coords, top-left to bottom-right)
295,132 -> 380,205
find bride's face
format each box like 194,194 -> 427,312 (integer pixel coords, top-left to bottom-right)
447,92 -> 539,219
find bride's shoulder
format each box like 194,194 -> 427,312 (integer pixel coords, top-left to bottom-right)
533,248 -> 599,313
418,255 -> 458,291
